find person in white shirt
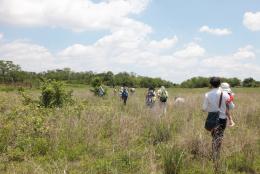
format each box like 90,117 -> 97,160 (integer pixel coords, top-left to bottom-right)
203,77 -> 230,170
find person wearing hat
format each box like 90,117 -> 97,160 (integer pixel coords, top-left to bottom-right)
203,77 -> 231,171
221,82 -> 235,127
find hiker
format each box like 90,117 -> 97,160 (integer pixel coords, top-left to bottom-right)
146,87 -> 156,108
221,82 -> 235,127
121,86 -> 129,105
98,85 -> 105,97
119,87 -> 123,96
157,86 -> 168,115
203,77 -> 231,171
113,87 -> 118,96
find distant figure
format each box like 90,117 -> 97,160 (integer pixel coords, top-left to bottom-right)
157,86 -> 169,116
174,97 -> 185,105
98,85 -> 105,97
119,87 -> 124,96
121,86 -> 129,105
130,88 -> 136,95
221,82 -> 235,127
113,87 -> 118,96
146,87 -> 156,108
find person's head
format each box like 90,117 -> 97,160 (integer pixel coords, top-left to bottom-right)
209,77 -> 221,88
149,86 -> 154,91
161,86 -> 165,91
221,82 -> 232,93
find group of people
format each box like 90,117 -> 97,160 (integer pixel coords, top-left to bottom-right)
97,77 -> 236,171
113,86 -> 169,112
203,77 -> 236,172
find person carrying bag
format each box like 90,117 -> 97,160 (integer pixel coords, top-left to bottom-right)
204,92 -> 223,131
202,77 -> 230,172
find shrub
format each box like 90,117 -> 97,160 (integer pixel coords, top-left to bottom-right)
40,80 -> 73,107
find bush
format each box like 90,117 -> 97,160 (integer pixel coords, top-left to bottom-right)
40,80 -> 73,107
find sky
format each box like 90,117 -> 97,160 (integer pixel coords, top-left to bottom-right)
0,0 -> 260,83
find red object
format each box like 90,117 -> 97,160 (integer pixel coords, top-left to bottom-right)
227,94 -> 234,103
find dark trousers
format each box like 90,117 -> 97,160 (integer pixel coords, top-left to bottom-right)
122,96 -> 128,105
211,118 -> 227,171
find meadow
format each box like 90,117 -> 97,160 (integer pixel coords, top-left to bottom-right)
0,86 -> 259,174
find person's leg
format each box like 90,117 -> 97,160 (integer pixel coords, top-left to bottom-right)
123,97 -> 127,105
163,102 -> 167,115
211,119 -> 227,173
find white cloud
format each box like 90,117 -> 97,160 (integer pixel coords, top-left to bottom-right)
0,40 -> 56,71
0,33 -> 3,40
0,0 -> 150,32
1,35 -> 260,83
200,46 -> 260,79
148,36 -> 178,50
174,42 -> 205,58
243,12 -> 260,31
199,25 -> 232,36
233,45 -> 255,60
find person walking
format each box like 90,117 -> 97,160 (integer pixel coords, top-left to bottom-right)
121,86 -> 129,105
146,87 -> 156,108
157,86 -> 168,116
203,77 -> 230,172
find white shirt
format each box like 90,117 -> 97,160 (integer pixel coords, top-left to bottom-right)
203,87 -> 230,119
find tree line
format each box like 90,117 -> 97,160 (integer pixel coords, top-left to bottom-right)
180,76 -> 260,88
0,60 -> 259,88
0,60 -> 174,88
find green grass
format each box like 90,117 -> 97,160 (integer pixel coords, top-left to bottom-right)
0,86 -> 259,173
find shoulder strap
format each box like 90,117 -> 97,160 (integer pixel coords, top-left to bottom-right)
218,92 -> 223,108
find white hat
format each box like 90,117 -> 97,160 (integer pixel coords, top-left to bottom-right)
221,82 -> 232,93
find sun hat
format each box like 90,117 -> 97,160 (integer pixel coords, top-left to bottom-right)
221,82 -> 232,93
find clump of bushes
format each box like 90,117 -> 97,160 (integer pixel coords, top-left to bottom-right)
40,80 -> 73,107
20,79 -> 73,108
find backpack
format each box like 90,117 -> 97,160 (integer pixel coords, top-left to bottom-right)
147,90 -> 155,98
160,90 -> 167,102
98,87 -> 104,96
122,89 -> 128,98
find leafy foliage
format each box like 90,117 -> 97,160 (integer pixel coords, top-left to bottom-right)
181,76 -> 243,88
39,80 -> 73,107
243,77 -> 258,87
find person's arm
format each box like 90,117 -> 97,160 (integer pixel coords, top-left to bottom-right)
202,94 -> 208,112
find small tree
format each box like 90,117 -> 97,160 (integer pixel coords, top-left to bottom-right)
40,80 -> 73,107
243,78 -> 256,87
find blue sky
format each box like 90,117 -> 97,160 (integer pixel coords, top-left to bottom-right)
0,0 -> 259,83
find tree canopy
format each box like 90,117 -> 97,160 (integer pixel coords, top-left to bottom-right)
0,60 -> 259,88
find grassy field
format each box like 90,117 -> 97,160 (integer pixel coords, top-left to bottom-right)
0,86 -> 259,174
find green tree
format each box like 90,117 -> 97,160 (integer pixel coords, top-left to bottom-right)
243,78 -> 257,87
0,60 -> 21,83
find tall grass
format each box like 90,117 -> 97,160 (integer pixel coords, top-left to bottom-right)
0,87 -> 259,173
